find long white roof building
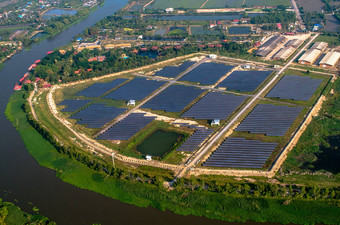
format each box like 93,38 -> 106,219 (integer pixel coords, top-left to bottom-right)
319,51 -> 340,67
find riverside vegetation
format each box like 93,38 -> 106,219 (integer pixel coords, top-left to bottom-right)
4,80 -> 340,224
0,198 -> 55,225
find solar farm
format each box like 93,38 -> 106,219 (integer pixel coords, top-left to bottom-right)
54,54 -> 330,171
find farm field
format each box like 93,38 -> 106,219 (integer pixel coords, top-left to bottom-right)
203,0 -> 244,8
245,0 -> 291,7
296,0 -> 323,12
190,26 -> 221,35
148,0 -> 206,9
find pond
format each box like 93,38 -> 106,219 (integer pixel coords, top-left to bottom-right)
137,129 -> 183,157
228,26 -> 251,35
42,8 -> 78,19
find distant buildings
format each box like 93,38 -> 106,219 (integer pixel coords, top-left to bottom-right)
165,8 -> 174,13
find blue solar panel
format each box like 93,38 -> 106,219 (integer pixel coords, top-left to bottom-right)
76,78 -> 128,98
236,104 -> 302,136
180,62 -> 234,85
217,70 -> 272,92
154,61 -> 196,78
266,75 -> 322,101
176,127 -> 213,152
103,77 -> 166,101
181,92 -> 246,120
70,103 -> 126,128
97,113 -> 156,140
58,99 -> 91,112
203,137 -> 277,168
141,85 -> 205,112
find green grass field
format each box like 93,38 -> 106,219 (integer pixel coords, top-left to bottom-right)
203,0 -> 244,8
245,0 -> 291,7
149,0 -> 206,9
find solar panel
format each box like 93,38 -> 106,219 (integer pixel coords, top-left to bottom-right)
76,78 -> 128,98
217,70 -> 272,92
58,99 -> 91,112
70,103 -> 126,128
236,104 -> 302,136
103,77 -> 166,101
181,92 -> 247,120
203,137 -> 277,168
176,127 -> 213,152
141,85 -> 205,112
266,75 -> 322,101
180,62 -> 234,85
153,61 -> 196,78
97,113 -> 156,140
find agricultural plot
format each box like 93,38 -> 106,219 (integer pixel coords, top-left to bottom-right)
148,0 -> 206,9
228,26 -> 251,35
203,0 -> 244,8
176,127 -> 214,152
245,0 -> 291,7
58,99 -> 91,112
103,77 -> 166,101
70,103 -> 127,128
190,27 -> 221,36
266,75 -> 323,101
153,61 -> 196,78
97,113 -> 156,141
181,92 -> 247,120
76,78 -> 128,98
236,104 -> 302,136
180,62 -> 234,85
217,70 -> 272,92
203,137 -> 278,168
141,85 -> 205,112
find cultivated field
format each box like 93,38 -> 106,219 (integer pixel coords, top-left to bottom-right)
296,0 -> 323,12
245,0 -> 291,7
203,0 -> 244,8
148,0 -> 206,9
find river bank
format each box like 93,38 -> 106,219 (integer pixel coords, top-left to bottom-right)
5,90 -> 340,225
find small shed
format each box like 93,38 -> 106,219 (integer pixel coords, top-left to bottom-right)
146,155 -> 152,161
209,54 -> 217,59
127,100 -> 136,106
211,119 -> 220,126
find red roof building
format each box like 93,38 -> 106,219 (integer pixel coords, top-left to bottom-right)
34,59 -> 41,64
215,44 -> 222,48
14,84 -> 22,91
276,23 -> 282,30
47,51 -> 53,54
174,45 -> 182,50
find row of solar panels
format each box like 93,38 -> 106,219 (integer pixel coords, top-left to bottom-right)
203,137 -> 278,169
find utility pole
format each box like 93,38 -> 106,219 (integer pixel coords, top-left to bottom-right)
112,153 -> 115,168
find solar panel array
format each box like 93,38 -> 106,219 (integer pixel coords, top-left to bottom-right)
153,61 -> 196,78
176,128 -> 213,152
181,92 -> 246,120
203,137 -> 277,168
217,70 -> 272,92
58,99 -> 91,112
70,103 -> 126,128
76,78 -> 128,98
180,62 -> 234,85
266,75 -> 322,101
104,77 -> 166,101
142,85 -> 205,112
236,104 -> 302,136
97,113 -> 156,140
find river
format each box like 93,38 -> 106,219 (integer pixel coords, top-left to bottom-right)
0,1 -> 277,224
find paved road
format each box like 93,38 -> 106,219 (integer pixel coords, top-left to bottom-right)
291,0 -> 306,30
173,33 -> 320,181
94,58 -> 209,138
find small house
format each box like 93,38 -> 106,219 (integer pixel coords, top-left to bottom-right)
209,54 -> 217,59
165,8 -> 174,13
146,155 -> 152,161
